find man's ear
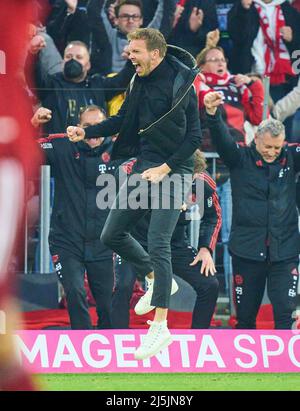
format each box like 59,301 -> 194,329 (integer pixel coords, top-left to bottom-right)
151,49 -> 160,60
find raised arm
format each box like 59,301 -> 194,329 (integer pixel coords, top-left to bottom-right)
204,92 -> 241,168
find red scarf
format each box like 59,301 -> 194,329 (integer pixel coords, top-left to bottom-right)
254,3 -> 295,85
202,71 -> 232,86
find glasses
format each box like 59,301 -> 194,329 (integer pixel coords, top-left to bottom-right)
118,14 -> 142,21
205,58 -> 227,64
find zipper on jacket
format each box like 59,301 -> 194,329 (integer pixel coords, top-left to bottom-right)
138,80 -> 196,135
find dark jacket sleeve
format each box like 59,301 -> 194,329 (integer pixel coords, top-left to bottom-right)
227,2 -> 259,73
289,143 -> 300,173
183,0 -> 218,48
169,0 -> 218,54
46,1 -> 90,52
166,88 -> 202,169
196,172 -> 222,252
281,2 -> 300,57
84,92 -> 129,139
156,0 -> 177,39
227,2 -> 257,46
205,109 -> 241,169
37,136 -> 56,165
101,61 -> 135,101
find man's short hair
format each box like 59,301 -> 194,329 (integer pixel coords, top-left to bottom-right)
256,119 -> 286,139
78,105 -> 106,122
127,28 -> 167,58
196,47 -> 225,67
65,40 -> 90,56
115,0 -> 143,17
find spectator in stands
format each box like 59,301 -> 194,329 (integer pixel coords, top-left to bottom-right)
46,0 -> 91,55
28,25 -> 62,76
33,105 -> 121,329
87,0 -> 175,74
67,28 -> 202,359
112,149 -> 221,329
26,39 -> 134,133
227,1 -> 300,112
196,46 -> 264,301
204,91 -> 300,329
272,76 -> 300,123
168,0 -> 219,57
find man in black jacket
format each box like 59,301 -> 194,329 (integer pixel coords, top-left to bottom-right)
204,91 -> 300,329
28,40 -> 134,133
67,28 -> 202,359
38,105 -> 121,329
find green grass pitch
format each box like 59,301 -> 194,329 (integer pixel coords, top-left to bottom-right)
36,373 -> 300,391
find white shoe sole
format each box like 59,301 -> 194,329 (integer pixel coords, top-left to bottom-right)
134,279 -> 179,316
134,335 -> 173,360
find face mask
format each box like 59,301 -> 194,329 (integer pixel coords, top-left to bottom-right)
63,59 -> 83,80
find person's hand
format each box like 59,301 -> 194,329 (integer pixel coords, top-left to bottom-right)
29,34 -> 46,54
108,1 -> 118,25
172,4 -> 184,28
31,107 -> 52,128
241,0 -> 252,9
206,29 -> 220,48
190,247 -> 216,276
66,126 -> 85,142
121,44 -> 130,60
189,8 -> 204,33
180,202 -> 187,212
280,26 -> 293,42
234,74 -> 252,87
141,163 -> 171,184
204,91 -> 224,115
65,0 -> 78,14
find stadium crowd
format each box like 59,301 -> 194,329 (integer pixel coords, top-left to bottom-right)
14,0 -> 300,332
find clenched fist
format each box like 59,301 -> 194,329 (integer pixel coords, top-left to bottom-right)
66,126 -> 85,142
204,91 -> 224,115
31,107 -> 52,128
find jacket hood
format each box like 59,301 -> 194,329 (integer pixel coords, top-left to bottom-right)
166,44 -> 197,70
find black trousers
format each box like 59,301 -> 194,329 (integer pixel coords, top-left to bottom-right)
52,250 -> 114,329
101,159 -> 189,308
232,254 -> 299,329
112,246 -> 219,329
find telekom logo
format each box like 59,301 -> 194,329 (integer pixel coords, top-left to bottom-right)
0,50 -> 6,74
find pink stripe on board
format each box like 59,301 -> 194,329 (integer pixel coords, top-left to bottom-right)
15,330 -> 300,374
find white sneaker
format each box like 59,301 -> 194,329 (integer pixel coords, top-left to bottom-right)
134,277 -> 179,315
134,320 -> 173,360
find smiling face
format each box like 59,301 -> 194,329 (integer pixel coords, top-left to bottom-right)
128,38 -> 161,77
79,109 -> 106,148
201,48 -> 227,76
254,132 -> 285,163
115,4 -> 143,35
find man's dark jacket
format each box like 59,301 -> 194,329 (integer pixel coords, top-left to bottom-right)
206,110 -> 300,262
39,136 -> 120,261
85,45 -> 202,173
